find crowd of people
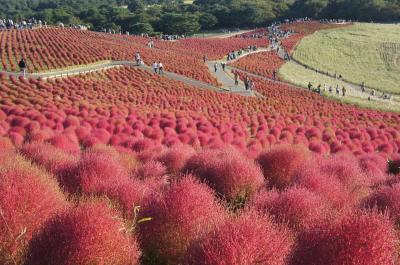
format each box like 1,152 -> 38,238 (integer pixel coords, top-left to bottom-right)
161,34 -> 185,41
307,82 -> 347,97
0,18 -> 47,30
226,45 -> 258,61
133,51 -> 164,75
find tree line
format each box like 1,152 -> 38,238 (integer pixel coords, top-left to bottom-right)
0,0 -> 399,35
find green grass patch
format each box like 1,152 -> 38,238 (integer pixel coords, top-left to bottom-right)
291,23 -> 400,95
279,61 -> 400,113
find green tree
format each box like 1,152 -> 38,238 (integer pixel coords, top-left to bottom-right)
158,12 -> 200,35
199,13 -> 218,29
130,22 -> 154,34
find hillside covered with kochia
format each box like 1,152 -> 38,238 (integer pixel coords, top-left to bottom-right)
0,22 -> 400,265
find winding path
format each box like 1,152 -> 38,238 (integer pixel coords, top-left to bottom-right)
1,60 -> 259,98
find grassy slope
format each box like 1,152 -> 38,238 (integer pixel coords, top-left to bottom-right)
279,61 -> 400,113
291,23 -> 400,94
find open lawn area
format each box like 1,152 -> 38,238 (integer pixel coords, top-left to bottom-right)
291,23 -> 400,95
279,61 -> 400,113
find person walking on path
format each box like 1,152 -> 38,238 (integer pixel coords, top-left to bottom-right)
221,62 -> 226,71
307,82 -> 312,91
336,85 -> 340,95
248,79 -> 253,91
158,61 -> 164,75
316,84 -> 321,94
342,86 -> 346,97
135,52 -> 141,65
361,82 -> 365,93
244,77 -> 249,90
18,58 -> 27,77
234,72 -> 239,86
214,63 -> 218,73
152,61 -> 158,74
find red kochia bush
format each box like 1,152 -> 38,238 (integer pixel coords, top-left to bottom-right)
361,184 -> 400,223
252,187 -> 332,230
257,145 -> 310,190
358,153 -> 388,185
20,142 -> 78,190
290,211 -> 397,265
186,211 -> 293,265
0,154 -> 67,265
137,175 -> 225,265
133,160 -> 167,179
184,147 -> 265,203
0,136 -> 14,152
319,153 -> 370,190
157,144 -> 196,174
293,161 -> 354,210
24,201 -> 140,265
71,147 -> 129,194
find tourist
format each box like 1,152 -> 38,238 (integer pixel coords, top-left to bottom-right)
307,82 -> 312,91
272,70 -> 277,80
244,77 -> 249,90
248,79 -> 253,91
18,58 -> 27,77
203,55 -> 207,63
329,85 -> 333,93
221,62 -> 226,71
214,63 -> 218,72
158,61 -> 164,75
361,82 -> 365,93
135,52 -> 141,65
336,85 -> 340,95
316,84 -> 321,94
234,73 -> 239,86
152,61 -> 158,73
342,86 -> 346,96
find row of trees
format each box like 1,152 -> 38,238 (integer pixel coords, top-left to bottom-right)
1,0 -> 399,35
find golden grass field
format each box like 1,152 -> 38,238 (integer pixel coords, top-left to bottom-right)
279,61 -> 400,113
287,23 -> 400,95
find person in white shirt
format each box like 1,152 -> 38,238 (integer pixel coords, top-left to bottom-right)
158,61 -> 164,75
152,61 -> 158,73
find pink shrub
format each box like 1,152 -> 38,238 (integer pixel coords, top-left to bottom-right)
184,147 -> 265,204
0,136 -> 14,152
137,146 -> 167,163
137,175 -> 225,264
24,201 -> 140,265
70,147 -> 128,194
157,144 -> 195,174
133,160 -> 167,179
361,184 -> 400,223
186,211 -> 293,265
0,155 -> 67,265
48,133 -> 81,154
321,153 -> 369,185
290,211 -> 397,265
358,153 -> 388,185
20,142 -> 78,190
252,187 -> 332,230
257,145 -> 310,190
293,163 -> 353,210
